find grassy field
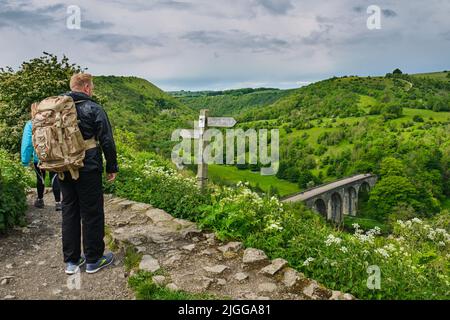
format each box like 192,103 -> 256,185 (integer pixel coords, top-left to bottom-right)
208,164 -> 300,196
412,71 -> 450,81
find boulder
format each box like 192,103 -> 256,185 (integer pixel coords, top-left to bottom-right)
234,272 -> 249,282
260,258 -> 288,276
242,248 -> 268,266
302,280 -> 332,300
218,242 -> 243,253
203,265 -> 230,275
139,255 -> 161,273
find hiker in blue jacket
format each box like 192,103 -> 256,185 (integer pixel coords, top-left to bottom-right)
21,120 -> 62,211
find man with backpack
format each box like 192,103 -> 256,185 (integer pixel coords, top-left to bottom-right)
32,73 -> 118,275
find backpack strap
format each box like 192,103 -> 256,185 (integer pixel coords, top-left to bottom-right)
84,137 -> 98,150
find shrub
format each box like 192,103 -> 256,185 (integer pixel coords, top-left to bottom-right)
0,150 -> 31,232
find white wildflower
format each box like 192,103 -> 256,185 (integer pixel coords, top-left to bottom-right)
303,257 -> 315,266
375,248 -> 390,258
325,234 -> 342,246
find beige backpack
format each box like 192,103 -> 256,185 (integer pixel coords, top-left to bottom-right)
31,96 -> 97,180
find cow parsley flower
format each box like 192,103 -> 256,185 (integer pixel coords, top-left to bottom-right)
303,257 -> 315,266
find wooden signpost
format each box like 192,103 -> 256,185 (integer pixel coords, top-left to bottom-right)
195,109 -> 237,191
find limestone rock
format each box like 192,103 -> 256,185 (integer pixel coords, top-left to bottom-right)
136,246 -> 146,254
131,203 -> 152,212
200,277 -> 214,290
243,248 -> 268,265
152,276 -> 166,286
203,265 -> 230,275
302,281 -> 332,300
282,268 -> 300,287
216,278 -> 227,286
4,295 -> 15,300
145,208 -> 173,224
234,272 -> 249,282
260,258 -> 288,276
139,255 -> 161,273
166,283 -> 179,291
163,253 -> 182,266
218,242 -> 243,253
257,282 -> 278,293
182,244 -> 196,252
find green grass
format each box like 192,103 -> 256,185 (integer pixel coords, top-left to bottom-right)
412,71 -> 450,81
128,271 -> 217,300
208,164 -> 300,196
124,246 -> 143,272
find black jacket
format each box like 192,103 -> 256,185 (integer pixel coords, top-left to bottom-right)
64,91 -> 118,174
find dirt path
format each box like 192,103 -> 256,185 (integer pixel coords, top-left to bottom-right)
0,190 -> 351,300
0,190 -> 133,300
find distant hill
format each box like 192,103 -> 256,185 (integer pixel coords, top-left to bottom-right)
238,73 -> 450,124
94,76 -> 195,155
170,87 -> 294,116
412,71 -> 450,81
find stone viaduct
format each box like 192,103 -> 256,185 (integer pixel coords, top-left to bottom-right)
282,174 -> 377,223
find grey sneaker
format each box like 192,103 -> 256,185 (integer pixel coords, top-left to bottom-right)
65,256 -> 86,275
55,202 -> 62,211
34,198 -> 44,209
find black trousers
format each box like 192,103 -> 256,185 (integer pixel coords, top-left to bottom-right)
34,163 -> 61,202
59,170 -> 105,264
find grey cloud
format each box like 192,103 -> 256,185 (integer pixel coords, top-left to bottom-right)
82,20 -> 114,30
302,25 -> 333,45
82,33 -> 162,52
0,2 -> 64,29
352,6 -> 364,13
382,9 -> 397,18
180,30 -> 289,52
104,0 -> 194,11
255,0 -> 294,15
353,6 -> 397,18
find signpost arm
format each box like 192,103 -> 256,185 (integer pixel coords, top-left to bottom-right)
197,109 -> 209,191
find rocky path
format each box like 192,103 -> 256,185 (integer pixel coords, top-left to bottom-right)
0,190 -> 353,300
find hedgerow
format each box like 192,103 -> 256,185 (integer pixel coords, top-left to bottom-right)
0,149 -> 30,232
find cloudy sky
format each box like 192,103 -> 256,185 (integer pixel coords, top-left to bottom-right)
1,0 -> 449,90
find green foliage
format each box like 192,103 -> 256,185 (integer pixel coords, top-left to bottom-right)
0,53 -> 82,153
94,76 -> 196,156
368,176 -> 419,220
104,132 -> 209,219
0,150 -> 30,231
124,246 -> 143,272
128,270 -> 216,300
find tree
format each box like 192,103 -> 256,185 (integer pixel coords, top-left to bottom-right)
379,157 -> 406,177
393,68 -> 403,75
0,53 -> 83,153
368,175 -> 418,220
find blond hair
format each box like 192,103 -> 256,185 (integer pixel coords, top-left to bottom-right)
70,73 -> 93,91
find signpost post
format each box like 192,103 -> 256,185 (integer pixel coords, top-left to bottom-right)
197,109 -> 209,191
194,109 -> 237,191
